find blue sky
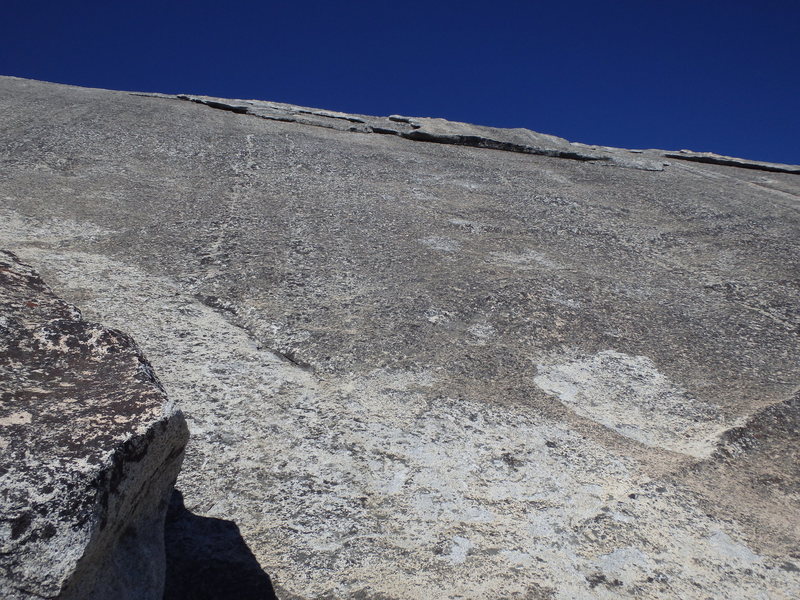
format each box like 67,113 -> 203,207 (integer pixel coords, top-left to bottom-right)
2,0 -> 798,163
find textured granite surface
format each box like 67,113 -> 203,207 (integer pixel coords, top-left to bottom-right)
0,75 -> 798,599
0,250 -> 188,599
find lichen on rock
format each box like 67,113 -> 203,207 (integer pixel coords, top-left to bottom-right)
0,250 -> 189,600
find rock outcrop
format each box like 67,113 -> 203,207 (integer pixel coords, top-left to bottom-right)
0,250 -> 188,599
1,75 -> 799,599
137,91 -> 800,174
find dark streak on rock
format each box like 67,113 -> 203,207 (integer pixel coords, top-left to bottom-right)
145,92 -> 800,174
400,130 -> 608,162
665,153 -> 800,174
178,95 -> 249,115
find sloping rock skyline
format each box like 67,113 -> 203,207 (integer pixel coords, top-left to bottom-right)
138,89 -> 800,173
1,76 -> 798,599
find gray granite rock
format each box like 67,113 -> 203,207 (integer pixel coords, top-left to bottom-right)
1,75 -> 799,599
663,148 -> 800,174
157,92 -> 666,170
139,92 -> 800,174
0,250 -> 188,599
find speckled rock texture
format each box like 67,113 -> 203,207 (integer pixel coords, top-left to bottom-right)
0,250 -> 188,599
1,75 -> 799,599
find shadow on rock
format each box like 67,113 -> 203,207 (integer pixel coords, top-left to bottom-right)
164,490 -> 278,600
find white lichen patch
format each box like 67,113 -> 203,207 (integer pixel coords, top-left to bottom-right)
424,307 -> 453,325
490,248 -> 561,270
534,350 -> 726,457
0,411 -> 32,426
594,547 -> 654,587
448,218 -> 487,233
0,208 -> 115,244
465,322 -> 497,346
706,529 -> 761,566
444,536 -> 472,564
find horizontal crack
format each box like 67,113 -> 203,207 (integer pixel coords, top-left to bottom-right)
177,95 -> 249,114
399,130 -> 608,162
664,153 -> 800,174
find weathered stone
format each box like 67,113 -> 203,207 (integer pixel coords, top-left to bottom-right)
138,92 -> 800,174
151,92 -> 667,170
1,75 -> 799,599
0,250 -> 188,599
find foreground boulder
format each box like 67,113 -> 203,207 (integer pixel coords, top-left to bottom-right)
0,250 -> 189,599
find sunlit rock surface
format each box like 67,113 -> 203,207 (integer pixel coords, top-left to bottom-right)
0,250 -> 188,599
1,75 -> 799,599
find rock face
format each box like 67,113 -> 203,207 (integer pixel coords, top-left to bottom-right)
143,91 -> 800,174
1,75 -> 799,599
0,250 -> 188,599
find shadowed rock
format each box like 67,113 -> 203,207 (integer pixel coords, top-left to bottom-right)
164,490 -> 277,600
0,250 -> 189,599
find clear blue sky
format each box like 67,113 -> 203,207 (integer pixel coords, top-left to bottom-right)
2,0 -> 799,164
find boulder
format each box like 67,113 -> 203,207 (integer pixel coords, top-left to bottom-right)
0,250 -> 189,599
